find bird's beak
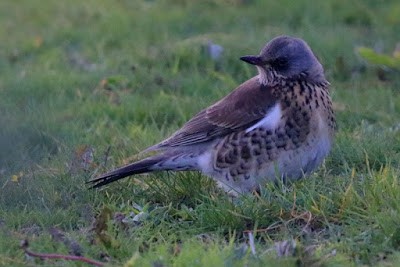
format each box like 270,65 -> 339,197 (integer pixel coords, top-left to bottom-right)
240,55 -> 264,66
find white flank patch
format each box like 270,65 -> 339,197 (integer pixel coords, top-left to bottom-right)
245,103 -> 282,133
197,151 -> 213,173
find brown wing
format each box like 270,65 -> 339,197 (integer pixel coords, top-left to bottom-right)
147,76 -> 278,150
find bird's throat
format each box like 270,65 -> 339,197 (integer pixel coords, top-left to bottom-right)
257,66 -> 279,86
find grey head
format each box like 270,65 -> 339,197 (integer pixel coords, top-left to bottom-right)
240,36 -> 326,85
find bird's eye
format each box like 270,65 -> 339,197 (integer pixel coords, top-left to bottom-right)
273,57 -> 288,67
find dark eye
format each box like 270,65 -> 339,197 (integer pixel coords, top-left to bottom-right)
272,57 -> 288,69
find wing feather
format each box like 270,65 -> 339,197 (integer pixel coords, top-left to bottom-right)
147,76 -> 278,150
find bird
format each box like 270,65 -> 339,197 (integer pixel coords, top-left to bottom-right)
88,35 -> 336,195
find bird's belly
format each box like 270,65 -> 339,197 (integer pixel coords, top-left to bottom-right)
262,131 -> 332,182
199,126 -> 332,194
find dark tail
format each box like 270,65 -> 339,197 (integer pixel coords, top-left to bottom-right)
87,157 -> 161,189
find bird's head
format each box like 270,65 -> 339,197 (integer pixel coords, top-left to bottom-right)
240,36 -> 326,85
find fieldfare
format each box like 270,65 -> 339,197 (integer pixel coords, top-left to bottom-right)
88,35 -> 336,195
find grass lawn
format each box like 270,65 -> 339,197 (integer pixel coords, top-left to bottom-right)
1,0 -> 400,266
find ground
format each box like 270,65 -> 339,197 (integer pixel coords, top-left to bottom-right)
1,0 -> 400,266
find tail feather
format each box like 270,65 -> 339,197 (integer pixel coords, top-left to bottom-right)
87,157 -> 161,189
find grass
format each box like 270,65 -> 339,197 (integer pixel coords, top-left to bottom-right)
1,0 -> 400,266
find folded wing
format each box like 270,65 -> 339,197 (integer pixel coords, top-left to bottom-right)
147,77 -> 278,150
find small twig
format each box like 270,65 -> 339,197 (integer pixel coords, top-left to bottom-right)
20,240 -> 104,267
243,221 -> 282,234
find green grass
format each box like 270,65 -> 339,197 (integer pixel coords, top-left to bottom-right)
1,0 -> 400,266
